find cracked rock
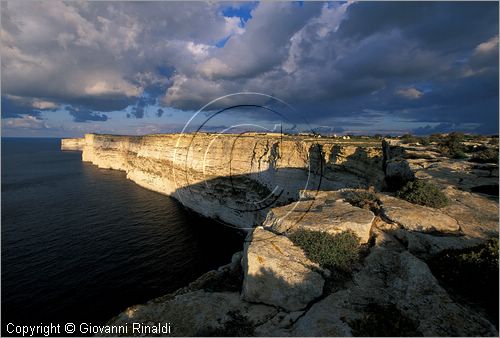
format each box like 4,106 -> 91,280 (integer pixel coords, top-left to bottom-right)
241,227 -> 324,311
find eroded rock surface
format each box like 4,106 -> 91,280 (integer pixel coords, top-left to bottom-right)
383,138 -> 499,193
287,248 -> 498,337
379,195 -> 460,233
107,290 -> 277,336
61,138 -> 85,151
242,227 -> 324,311
263,193 -> 375,243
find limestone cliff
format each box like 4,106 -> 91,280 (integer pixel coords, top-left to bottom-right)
60,138 -> 85,151
66,133 -> 383,229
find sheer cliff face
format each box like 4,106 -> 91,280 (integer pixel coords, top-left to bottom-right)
60,138 -> 86,151
78,133 -> 383,229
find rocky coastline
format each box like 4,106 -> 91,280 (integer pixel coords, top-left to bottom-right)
62,133 -> 499,336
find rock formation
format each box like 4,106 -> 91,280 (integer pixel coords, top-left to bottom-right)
62,133 -> 499,336
60,138 -> 85,151
69,133 -> 383,229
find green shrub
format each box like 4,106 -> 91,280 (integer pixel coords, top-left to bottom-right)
427,238 -> 499,328
289,229 -> 360,272
349,303 -> 422,337
429,133 -> 443,144
419,137 -> 430,146
396,179 -> 449,208
439,132 -> 467,158
400,134 -> 420,144
470,147 -> 499,163
344,190 -> 380,213
399,134 -> 429,146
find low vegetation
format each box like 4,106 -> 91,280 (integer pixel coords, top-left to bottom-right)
400,134 -> 429,145
438,132 -> 467,159
427,238 -> 499,328
343,190 -> 381,214
289,229 -> 360,272
469,147 -> 499,164
349,303 -> 422,336
396,179 -> 449,208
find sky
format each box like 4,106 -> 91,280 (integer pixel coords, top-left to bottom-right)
1,1 -> 498,137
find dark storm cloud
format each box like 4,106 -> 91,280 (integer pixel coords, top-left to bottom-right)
1,96 -> 41,119
1,95 -> 57,119
67,106 -> 108,122
338,2 -> 498,52
162,2 -> 497,134
413,123 -> 462,135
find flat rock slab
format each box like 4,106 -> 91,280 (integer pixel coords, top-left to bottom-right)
264,197 -> 375,243
442,187 -> 499,238
242,227 -> 324,311
106,290 -> 277,336
380,195 -> 459,233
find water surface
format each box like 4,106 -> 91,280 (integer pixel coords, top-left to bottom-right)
2,138 -> 243,330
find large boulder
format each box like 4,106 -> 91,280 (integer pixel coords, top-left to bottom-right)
380,195 -> 459,233
241,227 -> 324,311
263,195 -> 375,243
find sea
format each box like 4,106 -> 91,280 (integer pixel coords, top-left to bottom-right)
1,138 -> 243,333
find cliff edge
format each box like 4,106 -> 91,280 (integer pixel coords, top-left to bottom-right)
67,133 -> 383,230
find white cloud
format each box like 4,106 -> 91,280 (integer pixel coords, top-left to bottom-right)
474,35 -> 499,56
224,16 -> 245,36
3,116 -> 49,129
397,87 -> 423,100
198,58 -> 232,78
186,41 -> 211,58
32,99 -> 58,110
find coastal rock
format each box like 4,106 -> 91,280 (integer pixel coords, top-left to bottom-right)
441,186 -> 499,238
264,194 -> 375,243
380,195 -> 459,233
69,133 -> 382,230
241,227 -> 324,311
61,138 -> 85,151
382,138 -> 499,193
106,290 -> 277,336
392,229 -> 483,258
288,248 -> 498,337
254,310 -> 305,336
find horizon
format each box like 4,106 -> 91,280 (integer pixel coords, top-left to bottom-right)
1,1 -> 499,138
